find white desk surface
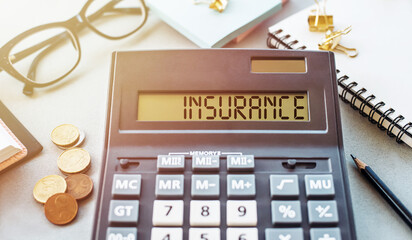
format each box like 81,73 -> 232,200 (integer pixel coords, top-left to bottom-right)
0,1 -> 411,239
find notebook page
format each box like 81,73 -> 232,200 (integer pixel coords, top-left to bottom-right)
0,119 -> 22,151
268,0 -> 412,124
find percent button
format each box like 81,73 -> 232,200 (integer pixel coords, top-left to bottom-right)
271,201 -> 302,225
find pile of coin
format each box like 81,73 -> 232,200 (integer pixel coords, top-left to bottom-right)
33,124 -> 93,225
51,124 -> 86,150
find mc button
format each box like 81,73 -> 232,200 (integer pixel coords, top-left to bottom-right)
112,174 -> 142,198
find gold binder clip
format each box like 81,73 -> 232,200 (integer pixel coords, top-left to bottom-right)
308,0 -> 334,32
318,26 -> 358,58
193,0 -> 229,13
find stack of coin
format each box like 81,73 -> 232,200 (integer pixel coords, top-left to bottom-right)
32,124 -> 94,225
51,124 -> 86,150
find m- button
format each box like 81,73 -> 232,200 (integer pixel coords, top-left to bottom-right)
157,155 -> 185,172
112,174 -> 142,198
305,175 -> 335,197
227,155 -> 254,172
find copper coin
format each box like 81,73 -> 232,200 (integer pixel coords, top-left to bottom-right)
44,193 -> 78,225
65,173 -> 93,200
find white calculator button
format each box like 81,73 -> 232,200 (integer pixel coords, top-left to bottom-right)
190,200 -> 221,226
189,228 -> 220,240
152,200 -> 184,226
226,200 -> 257,226
227,228 -> 258,240
151,228 -> 183,240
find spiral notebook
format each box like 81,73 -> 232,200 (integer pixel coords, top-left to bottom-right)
267,0 -> 412,148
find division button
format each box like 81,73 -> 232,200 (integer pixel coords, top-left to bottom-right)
227,175 -> 256,199
270,175 -> 299,199
265,228 -> 303,240
227,228 -> 258,240
151,227 -> 182,240
310,228 -> 341,240
227,155 -> 254,172
226,200 -> 257,226
108,200 -> 139,225
112,174 -> 142,198
106,227 -> 137,240
189,228 -> 220,240
305,175 -> 335,197
190,200 -> 221,226
192,155 -> 220,172
157,155 -> 185,172
191,175 -> 220,199
152,200 -> 184,227
308,201 -> 339,225
155,175 -> 184,199
271,201 -> 302,225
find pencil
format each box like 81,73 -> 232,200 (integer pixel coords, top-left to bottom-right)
351,154 -> 412,230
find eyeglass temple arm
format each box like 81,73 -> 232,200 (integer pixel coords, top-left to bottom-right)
22,40 -> 62,95
8,1 -> 125,66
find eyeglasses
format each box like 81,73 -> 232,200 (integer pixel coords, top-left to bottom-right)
0,0 -> 148,96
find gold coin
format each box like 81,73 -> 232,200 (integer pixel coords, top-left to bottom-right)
57,148 -> 91,174
44,193 -> 78,225
51,124 -> 80,147
33,175 -> 67,204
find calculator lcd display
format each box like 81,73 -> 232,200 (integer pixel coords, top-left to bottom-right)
137,93 -> 308,121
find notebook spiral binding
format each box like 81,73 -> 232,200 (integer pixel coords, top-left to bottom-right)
267,29 -> 412,145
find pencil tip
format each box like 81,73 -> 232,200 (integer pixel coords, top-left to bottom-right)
350,154 -> 367,169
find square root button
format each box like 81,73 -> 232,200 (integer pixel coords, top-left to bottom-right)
157,155 -> 185,172
227,155 -> 254,172
227,175 -> 256,199
155,175 -> 184,199
270,175 -> 299,199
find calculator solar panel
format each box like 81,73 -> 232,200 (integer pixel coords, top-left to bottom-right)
92,49 -> 357,240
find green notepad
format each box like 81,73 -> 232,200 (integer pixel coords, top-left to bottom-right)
147,0 -> 282,48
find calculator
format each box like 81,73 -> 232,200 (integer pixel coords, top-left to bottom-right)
92,49 -> 356,240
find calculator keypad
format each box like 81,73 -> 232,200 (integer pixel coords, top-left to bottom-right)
152,200 -> 184,226
190,200 -> 221,226
105,155 -> 345,240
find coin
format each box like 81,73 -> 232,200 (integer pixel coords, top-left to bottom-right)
65,173 -> 93,200
51,124 -> 80,147
44,193 -> 78,225
57,148 -> 91,174
33,175 -> 67,204
57,129 -> 86,150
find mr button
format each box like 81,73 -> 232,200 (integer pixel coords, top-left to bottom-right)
112,174 -> 142,198
227,155 -> 254,172
156,175 -> 184,199
305,175 -> 335,198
